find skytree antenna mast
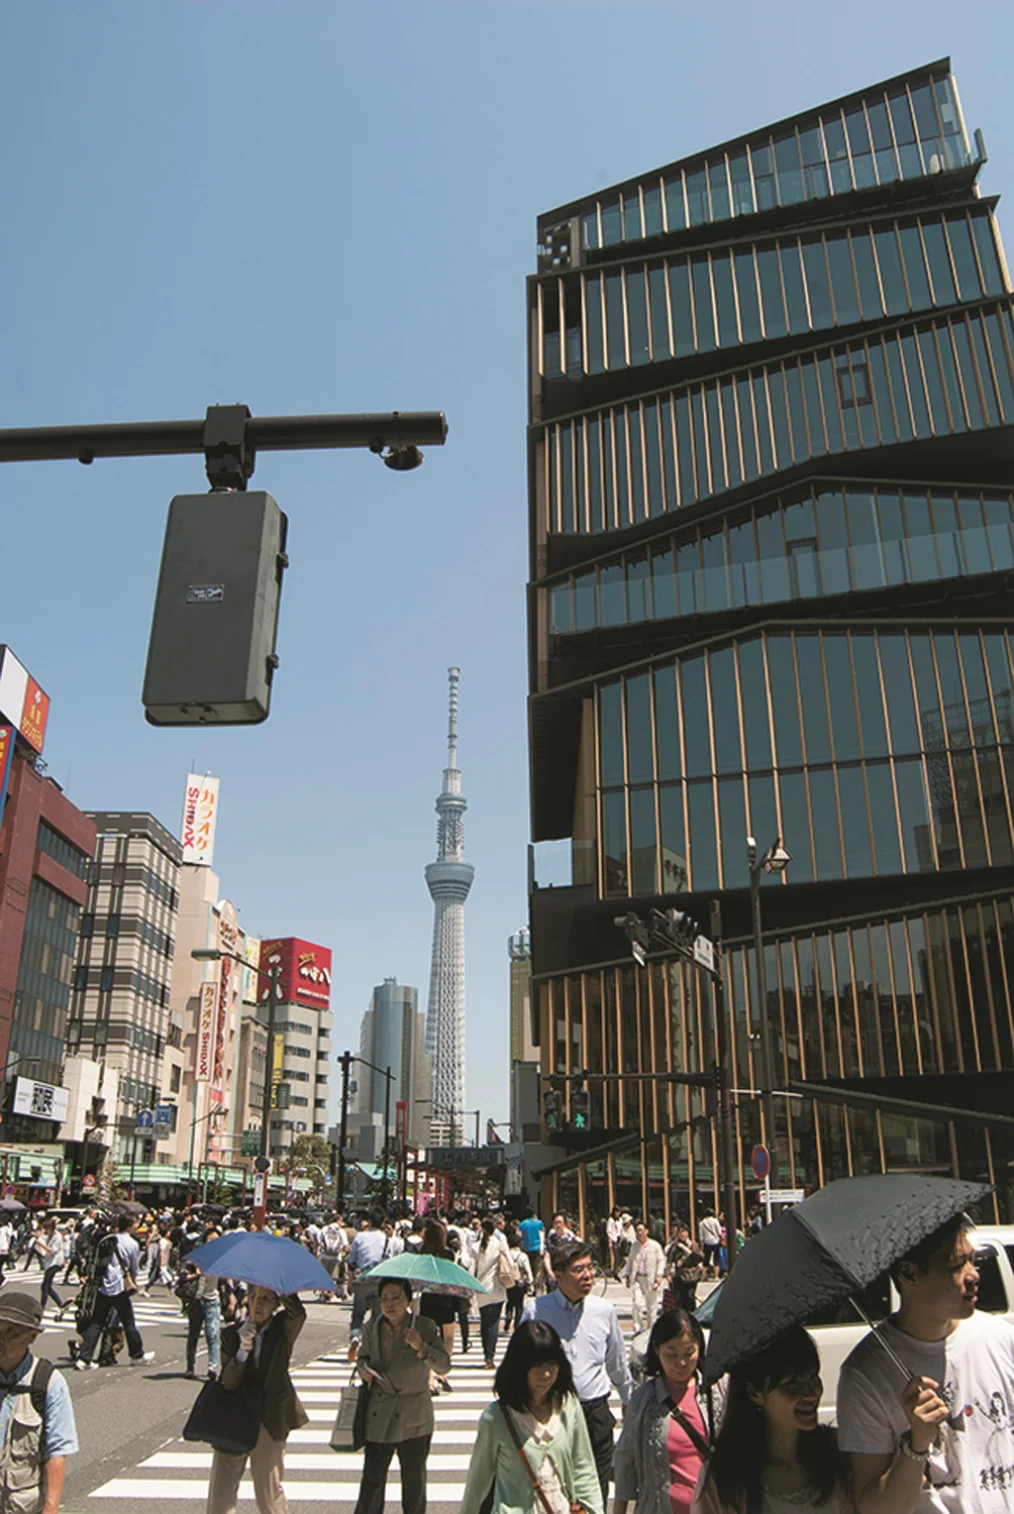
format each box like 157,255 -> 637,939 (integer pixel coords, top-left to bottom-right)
424,667 -> 474,1146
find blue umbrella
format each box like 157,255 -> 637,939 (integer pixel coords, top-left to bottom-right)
184,1232 -> 336,1295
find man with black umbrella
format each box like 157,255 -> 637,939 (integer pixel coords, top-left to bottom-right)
838,1212 -> 1014,1513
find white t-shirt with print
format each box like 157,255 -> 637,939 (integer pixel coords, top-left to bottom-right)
837,1310 -> 1014,1513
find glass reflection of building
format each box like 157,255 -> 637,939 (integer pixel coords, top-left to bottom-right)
527,61 -> 1014,1231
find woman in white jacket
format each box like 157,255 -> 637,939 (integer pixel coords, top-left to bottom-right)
473,1218 -> 512,1368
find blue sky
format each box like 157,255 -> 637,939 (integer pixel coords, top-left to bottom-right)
2,1 -> 1012,1131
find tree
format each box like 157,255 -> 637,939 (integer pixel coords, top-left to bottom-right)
290,1134 -> 331,1192
98,1154 -> 122,1204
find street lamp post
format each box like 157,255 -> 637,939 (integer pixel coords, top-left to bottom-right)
746,837 -> 791,1197
192,948 -> 282,1228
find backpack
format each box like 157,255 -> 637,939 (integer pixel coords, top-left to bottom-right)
175,1270 -> 202,1308
7,1359 -> 54,1420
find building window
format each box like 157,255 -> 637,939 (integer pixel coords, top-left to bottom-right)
106,915 -> 120,939
836,353 -> 872,406
170,1065 -> 181,1092
100,967 -> 114,992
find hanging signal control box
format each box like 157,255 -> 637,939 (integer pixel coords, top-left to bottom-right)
143,491 -> 288,726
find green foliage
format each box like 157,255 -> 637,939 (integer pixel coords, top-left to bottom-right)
290,1134 -> 331,1190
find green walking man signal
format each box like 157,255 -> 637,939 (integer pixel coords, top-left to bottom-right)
569,1089 -> 591,1133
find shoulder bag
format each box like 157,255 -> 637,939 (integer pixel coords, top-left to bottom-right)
184,1379 -> 266,1455
330,1368 -> 370,1452
498,1401 -> 583,1514
497,1243 -> 521,1290
664,1394 -> 711,1458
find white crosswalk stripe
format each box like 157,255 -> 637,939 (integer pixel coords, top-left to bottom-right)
87,1320 -> 632,1510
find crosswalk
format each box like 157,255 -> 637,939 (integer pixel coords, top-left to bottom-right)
88,1303 -> 636,1509
0,1262 -> 188,1334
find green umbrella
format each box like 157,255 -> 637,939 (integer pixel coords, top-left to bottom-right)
354,1252 -> 491,1298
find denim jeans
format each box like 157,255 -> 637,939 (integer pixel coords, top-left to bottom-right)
187,1295 -> 221,1373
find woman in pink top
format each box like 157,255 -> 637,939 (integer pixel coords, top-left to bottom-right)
614,1310 -> 713,1514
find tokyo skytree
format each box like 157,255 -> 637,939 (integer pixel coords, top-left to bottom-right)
424,667 -> 474,1146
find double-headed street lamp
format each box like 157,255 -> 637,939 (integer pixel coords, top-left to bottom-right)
333,1053 -> 396,1211
746,836 -> 791,1191
416,1099 -> 481,1150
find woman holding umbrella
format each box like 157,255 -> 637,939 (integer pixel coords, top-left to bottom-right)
206,1286 -> 309,1514
354,1277 -> 451,1514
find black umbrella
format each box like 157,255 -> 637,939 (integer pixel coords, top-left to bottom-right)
703,1174 -> 991,1384
104,1199 -> 145,1219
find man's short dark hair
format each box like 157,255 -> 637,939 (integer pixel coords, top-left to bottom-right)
368,1206 -> 386,1229
117,1215 -> 133,1232
553,1240 -> 594,1274
525,1207 -> 536,1219
889,1213 -> 971,1287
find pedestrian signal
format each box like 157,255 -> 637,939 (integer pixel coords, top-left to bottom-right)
543,1090 -> 562,1134
570,1089 -> 591,1133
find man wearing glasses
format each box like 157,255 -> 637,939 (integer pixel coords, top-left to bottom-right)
524,1239 -> 632,1508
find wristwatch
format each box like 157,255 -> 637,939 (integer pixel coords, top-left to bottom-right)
899,1431 -> 932,1463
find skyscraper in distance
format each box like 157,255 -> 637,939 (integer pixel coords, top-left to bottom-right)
425,668 -> 474,1145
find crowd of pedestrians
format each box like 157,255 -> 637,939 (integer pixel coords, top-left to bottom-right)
1,1192 -> 1011,1514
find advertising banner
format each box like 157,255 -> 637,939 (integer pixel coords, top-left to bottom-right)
12,1077 -> 69,1124
0,648 -> 50,756
258,937 -> 332,1009
243,935 -> 261,1002
195,981 -> 218,1082
270,1032 -> 286,1110
181,774 -> 220,866
0,726 -> 14,813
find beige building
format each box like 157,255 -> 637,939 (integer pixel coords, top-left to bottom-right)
162,867 -> 246,1174
508,929 -> 536,1063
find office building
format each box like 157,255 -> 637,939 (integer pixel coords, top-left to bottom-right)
0,742 -> 94,1147
356,977 -> 431,1151
424,668 -> 474,1144
258,936 -> 332,1160
69,813 -> 180,1162
528,60 -> 1014,1229
508,929 -> 536,1064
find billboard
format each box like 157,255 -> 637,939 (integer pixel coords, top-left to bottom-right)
270,1031 -> 286,1109
243,934 -> 261,1002
0,648 -> 50,756
258,937 -> 332,1009
181,774 -> 220,866
12,1077 -> 69,1124
195,981 -> 217,1082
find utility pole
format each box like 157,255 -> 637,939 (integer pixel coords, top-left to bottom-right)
336,1051 -> 353,1211
382,1066 -> 392,1212
710,899 -> 739,1270
260,962 -> 282,1161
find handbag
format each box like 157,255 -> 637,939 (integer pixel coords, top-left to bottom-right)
497,1247 -> 521,1289
183,1379 -> 266,1455
330,1370 -> 370,1452
499,1402 -> 583,1514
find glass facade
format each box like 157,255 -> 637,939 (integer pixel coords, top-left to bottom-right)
539,68 -> 977,268
596,627 -> 1014,894
544,303 -> 1014,534
540,207 -> 1004,380
11,876 -> 81,1085
550,484 -> 1014,633
528,64 -> 1014,1228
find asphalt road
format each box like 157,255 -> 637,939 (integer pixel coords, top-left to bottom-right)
38,1271 -> 695,1513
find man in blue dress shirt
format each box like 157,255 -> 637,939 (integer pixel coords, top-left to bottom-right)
523,1239 -> 632,1508
0,1291 -> 78,1514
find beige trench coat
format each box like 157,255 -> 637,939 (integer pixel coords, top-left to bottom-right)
358,1312 -> 451,1444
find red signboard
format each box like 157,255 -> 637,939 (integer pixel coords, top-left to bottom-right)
19,676 -> 50,754
258,937 -> 332,1009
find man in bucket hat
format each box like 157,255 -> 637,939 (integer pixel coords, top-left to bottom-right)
0,1291 -> 77,1513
